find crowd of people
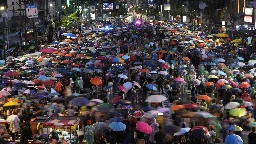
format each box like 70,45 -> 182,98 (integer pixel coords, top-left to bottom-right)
0,20 -> 256,144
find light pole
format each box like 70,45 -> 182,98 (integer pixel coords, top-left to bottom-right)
0,6 -> 8,60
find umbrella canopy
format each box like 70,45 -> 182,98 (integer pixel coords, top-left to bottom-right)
225,134 -> 243,144
174,128 -> 191,136
69,97 -> 90,106
190,126 -> 210,139
3,101 -> 20,107
90,77 -> 103,86
225,102 -> 240,109
146,95 -> 167,103
230,108 -> 247,117
136,122 -> 152,134
108,122 -> 126,131
227,125 -> 243,131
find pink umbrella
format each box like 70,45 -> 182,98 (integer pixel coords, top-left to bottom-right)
217,79 -> 228,84
175,76 -> 184,82
136,122 -> 152,134
133,81 -> 141,88
40,48 -> 57,54
118,86 -> 127,93
229,80 -> 238,88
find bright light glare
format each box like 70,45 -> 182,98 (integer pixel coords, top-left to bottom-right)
0,6 -> 4,10
50,3 -> 53,7
136,20 -> 141,25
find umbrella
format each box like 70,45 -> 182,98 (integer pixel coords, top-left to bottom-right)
69,97 -> 90,106
136,122 -> 152,134
162,125 -> 181,134
204,82 -> 214,87
37,75 -> 49,81
184,104 -> 198,109
239,82 -> 250,88
112,99 -> 131,105
195,112 -> 215,118
227,125 -> 243,131
51,97 -> 65,103
40,48 -> 56,53
175,76 -> 184,82
145,84 -> 157,91
90,77 -> 102,86
93,122 -> 108,132
230,108 -> 247,117
91,99 -> 104,104
224,133 -> 243,144
55,82 -> 63,92
108,122 -> 126,131
146,95 -> 167,103
98,103 -> 111,109
190,126 -> 210,139
133,81 -> 141,88
197,95 -> 211,101
118,86 -> 127,93
123,82 -> 133,90
3,101 -> 19,107
174,128 -> 191,136
225,102 -> 240,109
171,105 -> 185,111
118,74 -> 128,79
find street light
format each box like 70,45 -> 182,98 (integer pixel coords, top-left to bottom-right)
50,3 -> 53,7
0,6 -> 4,11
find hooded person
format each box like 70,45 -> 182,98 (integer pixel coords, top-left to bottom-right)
84,120 -> 94,144
149,118 -> 159,143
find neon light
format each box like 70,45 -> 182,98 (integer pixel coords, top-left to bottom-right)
67,0 -> 70,7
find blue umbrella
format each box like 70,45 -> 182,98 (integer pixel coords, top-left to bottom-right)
214,58 -> 225,63
51,41 -> 60,45
69,97 -> 90,106
45,62 -> 53,67
207,63 -> 216,66
225,134 -> 243,144
237,56 -> 244,61
142,106 -> 155,112
72,68 -> 81,72
146,84 -> 157,91
62,33 -> 76,37
112,57 -> 120,63
218,70 -> 227,76
109,117 -> 122,123
170,60 -> 176,65
108,122 -> 126,131
122,55 -> 130,60
37,75 -> 49,81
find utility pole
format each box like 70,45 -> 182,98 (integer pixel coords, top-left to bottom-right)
3,17 -> 5,60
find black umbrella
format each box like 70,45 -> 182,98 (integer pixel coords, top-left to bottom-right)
51,97 -> 65,103
162,125 -> 181,134
112,99 -> 131,105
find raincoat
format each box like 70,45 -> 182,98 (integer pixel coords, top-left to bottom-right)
84,125 -> 94,144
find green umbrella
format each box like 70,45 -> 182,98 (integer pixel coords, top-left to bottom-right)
98,103 -> 110,109
249,122 -> 256,127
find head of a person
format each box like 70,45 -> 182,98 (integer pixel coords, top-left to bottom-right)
87,120 -> 92,125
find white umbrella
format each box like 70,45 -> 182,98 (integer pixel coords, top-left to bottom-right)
146,95 -> 167,103
118,74 -> 128,79
158,59 -> 165,63
149,70 -> 158,74
91,99 -> 104,104
23,80 -> 35,85
244,101 -> 253,107
123,82 -> 133,90
12,79 -> 21,83
158,71 -> 168,75
225,102 -> 240,109
174,128 -> 191,136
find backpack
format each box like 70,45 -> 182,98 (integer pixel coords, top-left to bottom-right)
84,126 -> 94,136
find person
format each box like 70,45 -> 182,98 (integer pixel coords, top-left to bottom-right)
149,118 -> 159,143
248,127 -> 256,144
6,111 -> 20,141
84,120 -> 94,144
20,120 -> 32,144
154,126 -> 166,144
208,125 -> 216,144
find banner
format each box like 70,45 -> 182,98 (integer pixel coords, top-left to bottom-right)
164,4 -> 170,10
26,5 -> 38,18
90,5 -> 95,12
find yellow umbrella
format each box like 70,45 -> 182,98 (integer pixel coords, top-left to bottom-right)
233,43 -> 239,47
208,75 -> 218,79
230,108 -> 247,117
231,39 -> 242,44
207,35 -> 214,38
215,33 -> 229,38
216,39 -> 220,43
3,101 -> 20,107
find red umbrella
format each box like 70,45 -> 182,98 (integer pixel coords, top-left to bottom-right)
160,64 -> 169,69
239,82 -> 250,89
112,96 -> 122,103
95,56 -> 106,60
118,86 -> 127,93
40,48 -> 57,54
184,104 -> 198,109
43,80 -> 54,85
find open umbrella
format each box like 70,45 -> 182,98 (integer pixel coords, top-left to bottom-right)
239,82 -> 250,88
197,95 -> 211,101
90,77 -> 102,86
136,122 -> 152,134
108,122 -> 126,131
146,95 -> 167,103
3,101 -> 20,107
174,128 -> 191,136
40,48 -> 57,53
70,97 -> 90,106
225,133 -> 243,144
230,108 -> 247,117
190,126 -> 210,139
225,102 -> 240,109
145,84 -> 157,91
227,125 -> 243,131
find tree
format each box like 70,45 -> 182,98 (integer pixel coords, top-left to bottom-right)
61,13 -> 78,28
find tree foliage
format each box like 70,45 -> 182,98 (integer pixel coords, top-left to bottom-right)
61,13 -> 78,28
